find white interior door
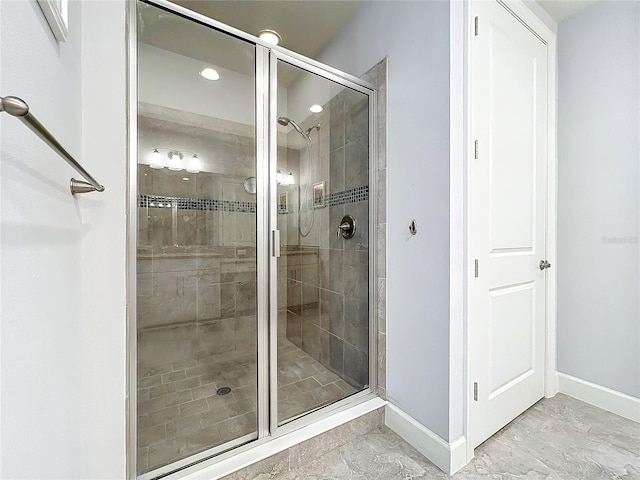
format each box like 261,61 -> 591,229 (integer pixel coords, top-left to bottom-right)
469,0 -> 549,449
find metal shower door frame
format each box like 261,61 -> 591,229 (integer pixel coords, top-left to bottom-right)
267,49 -> 379,437
127,1 -> 379,478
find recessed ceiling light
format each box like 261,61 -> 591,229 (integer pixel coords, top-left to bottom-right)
309,104 -> 323,113
200,67 -> 220,81
258,29 -> 281,46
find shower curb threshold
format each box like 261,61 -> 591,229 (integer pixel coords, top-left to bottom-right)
168,395 -> 387,480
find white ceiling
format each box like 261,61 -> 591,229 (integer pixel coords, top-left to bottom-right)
535,0 -> 599,22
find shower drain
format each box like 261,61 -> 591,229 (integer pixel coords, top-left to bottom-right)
216,387 -> 232,396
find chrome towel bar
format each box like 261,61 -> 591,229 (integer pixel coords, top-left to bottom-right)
0,96 -> 105,194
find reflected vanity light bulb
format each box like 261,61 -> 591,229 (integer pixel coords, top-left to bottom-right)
168,152 -> 183,171
309,104 -> 323,113
277,170 -> 283,184
286,172 -> 295,185
150,149 -> 164,169
186,154 -> 201,174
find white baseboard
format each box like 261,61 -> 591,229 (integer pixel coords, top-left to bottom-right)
557,373 -> 640,423
384,404 -> 467,475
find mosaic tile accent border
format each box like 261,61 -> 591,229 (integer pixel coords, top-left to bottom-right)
138,186 -> 368,213
139,195 -> 256,213
327,186 -> 368,207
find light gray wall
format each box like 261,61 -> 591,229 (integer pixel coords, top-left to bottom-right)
80,2 -> 128,477
1,2 -> 84,476
557,1 -> 640,398
315,1 -> 452,440
1,1 -> 128,477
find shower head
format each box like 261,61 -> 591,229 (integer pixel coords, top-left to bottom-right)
277,116 -> 291,127
278,116 -> 310,140
305,124 -> 321,136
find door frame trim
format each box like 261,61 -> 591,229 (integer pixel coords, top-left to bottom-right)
462,0 -> 557,464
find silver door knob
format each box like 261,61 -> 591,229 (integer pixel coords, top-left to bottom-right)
539,260 -> 551,270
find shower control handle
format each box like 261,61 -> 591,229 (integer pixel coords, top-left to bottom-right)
337,215 -> 357,239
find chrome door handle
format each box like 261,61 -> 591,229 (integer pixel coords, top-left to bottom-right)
272,230 -> 281,258
539,260 -> 551,270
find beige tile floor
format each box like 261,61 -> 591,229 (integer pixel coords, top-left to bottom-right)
277,339 -> 357,423
137,338 -> 357,474
265,394 -> 640,479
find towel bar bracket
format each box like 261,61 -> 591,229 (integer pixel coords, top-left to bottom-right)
70,178 -> 100,195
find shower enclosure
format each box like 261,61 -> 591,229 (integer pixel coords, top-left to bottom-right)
132,1 -> 376,478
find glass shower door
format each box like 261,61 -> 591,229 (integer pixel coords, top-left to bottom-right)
136,2 -> 261,476
134,2 -> 375,475
273,57 -> 371,425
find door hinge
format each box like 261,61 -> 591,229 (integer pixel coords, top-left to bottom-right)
474,259 -> 479,278
474,16 -> 479,36
474,140 -> 479,159
473,382 -> 478,401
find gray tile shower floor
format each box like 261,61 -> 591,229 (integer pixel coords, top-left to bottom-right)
137,338 -> 357,474
229,394 -> 639,479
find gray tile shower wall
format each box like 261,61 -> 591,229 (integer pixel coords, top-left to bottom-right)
137,109 -> 307,404
137,245 -> 257,330
137,113 -> 264,374
283,78 -> 372,390
362,59 -> 387,399
136,55 -> 389,397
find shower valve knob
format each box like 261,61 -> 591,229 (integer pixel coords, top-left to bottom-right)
337,215 -> 357,239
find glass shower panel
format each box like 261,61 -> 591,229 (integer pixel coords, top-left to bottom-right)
276,60 -> 370,424
136,2 -> 258,475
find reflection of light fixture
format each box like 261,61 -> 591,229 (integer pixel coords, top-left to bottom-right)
168,151 -> 184,171
277,169 -> 295,185
149,148 -> 200,173
186,154 -> 201,174
199,67 -> 220,81
309,104 -> 323,113
258,29 -> 281,45
150,149 -> 164,169
244,177 -> 257,194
